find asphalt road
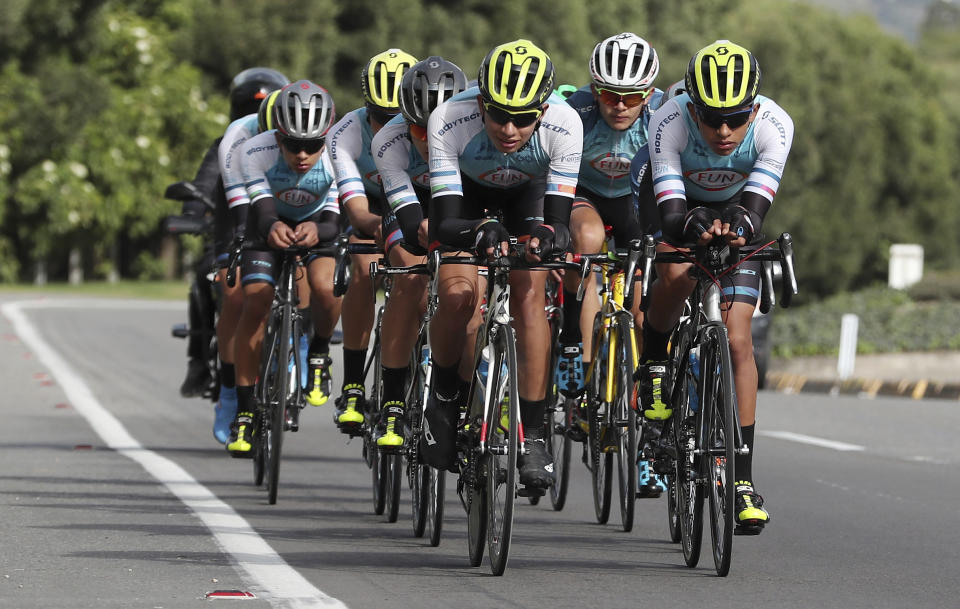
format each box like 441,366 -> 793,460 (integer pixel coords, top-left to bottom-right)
1,296 -> 958,609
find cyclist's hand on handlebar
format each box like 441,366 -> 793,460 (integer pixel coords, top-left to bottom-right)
683,207 -> 722,246
720,205 -> 754,248
528,223 -> 570,263
294,222 -> 320,248
268,221 -> 298,249
474,219 -> 509,260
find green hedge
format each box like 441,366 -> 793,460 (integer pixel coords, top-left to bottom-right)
770,282 -> 960,357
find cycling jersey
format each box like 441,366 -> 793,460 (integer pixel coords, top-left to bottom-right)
565,86 -> 663,199
371,114 -> 430,252
219,114 -> 259,211
328,107 -> 387,217
239,131 -> 339,222
648,93 -> 793,205
427,87 -> 582,196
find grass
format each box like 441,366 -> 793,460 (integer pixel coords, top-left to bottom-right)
0,279 -> 190,301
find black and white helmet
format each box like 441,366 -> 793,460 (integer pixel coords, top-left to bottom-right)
589,33 -> 659,89
273,80 -> 336,139
398,56 -> 468,127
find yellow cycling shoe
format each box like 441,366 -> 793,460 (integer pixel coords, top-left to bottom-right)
334,384 -> 366,431
639,361 -> 673,421
376,401 -> 408,450
226,412 -> 255,458
306,354 -> 333,406
735,481 -> 770,535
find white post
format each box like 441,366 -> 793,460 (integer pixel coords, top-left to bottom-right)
889,244 -> 923,289
837,313 -> 859,380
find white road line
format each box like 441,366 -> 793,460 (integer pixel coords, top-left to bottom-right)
2,299 -> 348,609
759,430 -> 866,452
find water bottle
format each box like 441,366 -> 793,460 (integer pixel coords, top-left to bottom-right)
688,347 -> 701,413
420,344 -> 430,375
478,345 -> 491,387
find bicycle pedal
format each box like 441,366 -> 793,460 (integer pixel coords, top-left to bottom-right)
734,523 -> 764,536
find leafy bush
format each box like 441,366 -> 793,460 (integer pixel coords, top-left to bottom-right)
770,283 -> 960,356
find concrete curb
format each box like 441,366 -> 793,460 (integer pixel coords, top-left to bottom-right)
765,372 -> 960,401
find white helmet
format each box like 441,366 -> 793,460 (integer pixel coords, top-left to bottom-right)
589,33 -> 659,89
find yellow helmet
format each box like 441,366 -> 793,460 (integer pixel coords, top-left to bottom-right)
478,39 -> 555,110
362,48 -> 418,110
257,89 -> 282,132
685,40 -> 760,110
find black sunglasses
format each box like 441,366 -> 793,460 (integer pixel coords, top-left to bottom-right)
280,136 -> 325,155
482,101 -> 543,128
695,106 -> 753,130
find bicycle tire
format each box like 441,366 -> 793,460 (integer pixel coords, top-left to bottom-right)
370,445 -> 386,515
267,302 -> 292,505
253,316 -> 279,488
427,467 -> 445,547
675,333 -> 703,567
383,451 -> 402,523
702,324 -> 737,576
547,397 -> 573,511
665,322 -> 693,544
614,313 -> 638,532
369,308 -> 386,514
486,323 -> 518,576
588,311 -> 613,525
466,455 -> 486,567
411,459 -> 429,537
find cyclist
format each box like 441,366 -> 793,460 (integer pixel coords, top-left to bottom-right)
422,39 -> 583,490
642,40 -> 794,532
227,80 -> 342,455
369,56 -> 468,449
560,33 -> 665,496
327,49 -> 418,433
212,68 -> 290,443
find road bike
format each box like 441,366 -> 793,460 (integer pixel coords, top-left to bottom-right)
642,233 -> 797,576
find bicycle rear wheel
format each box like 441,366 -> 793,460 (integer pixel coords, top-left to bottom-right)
369,309 -> 386,515
587,312 -> 613,525
466,447 -> 486,567
702,324 -> 737,576
427,467 -> 445,547
383,451 -> 402,523
613,313 -> 638,532
547,397 -> 572,511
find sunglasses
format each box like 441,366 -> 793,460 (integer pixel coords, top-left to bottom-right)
408,122 -> 428,142
280,136 -> 325,155
695,106 -> 754,130
481,101 -> 543,128
594,86 -> 652,108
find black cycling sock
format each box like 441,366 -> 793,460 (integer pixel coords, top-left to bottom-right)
641,320 -> 671,362
560,290 -> 582,344
310,335 -> 330,357
381,366 -> 408,405
735,424 -> 755,485
236,385 -> 255,413
342,348 -> 367,388
220,362 -> 236,389
519,397 -> 547,437
433,359 -> 461,400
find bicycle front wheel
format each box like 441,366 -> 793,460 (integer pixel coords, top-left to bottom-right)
485,323 -> 519,576
702,323 -> 737,576
613,313 -> 638,532
587,312 -> 613,525
266,305 -> 293,505
547,397 -> 573,511
427,467 -> 445,547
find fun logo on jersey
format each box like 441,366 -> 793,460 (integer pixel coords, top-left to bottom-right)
277,188 -> 319,207
590,152 -> 632,179
477,168 -> 530,187
684,169 -> 747,191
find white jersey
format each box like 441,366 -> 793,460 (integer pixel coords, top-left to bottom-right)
371,115 -> 429,215
219,114 -> 259,209
239,131 -> 339,222
649,94 -> 793,204
426,87 -> 582,196
328,107 -> 382,205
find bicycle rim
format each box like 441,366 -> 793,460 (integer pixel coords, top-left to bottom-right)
428,467 -> 445,547
703,325 -> 736,576
486,324 -> 518,576
614,314 -> 637,532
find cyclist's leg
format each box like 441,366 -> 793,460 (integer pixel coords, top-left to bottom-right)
228,247 -> 279,455
212,265 -> 244,442
558,198 -> 604,397
376,243 -> 428,448
303,253 -> 341,406
721,267 -> 769,531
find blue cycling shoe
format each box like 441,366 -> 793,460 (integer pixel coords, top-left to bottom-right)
213,385 -> 238,444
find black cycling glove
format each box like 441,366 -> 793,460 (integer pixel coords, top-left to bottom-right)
530,223 -> 571,259
473,219 -> 510,257
721,205 -> 756,242
682,206 -> 719,243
